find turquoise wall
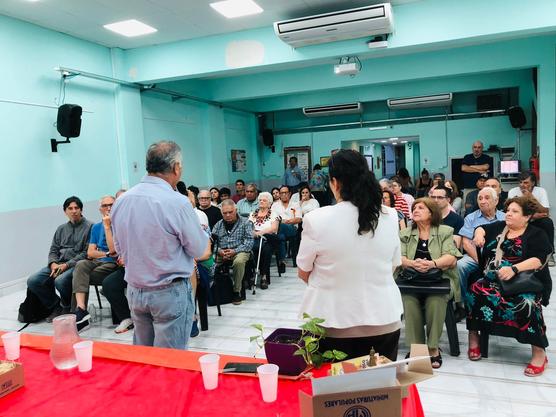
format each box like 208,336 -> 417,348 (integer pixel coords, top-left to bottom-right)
0,15 -> 120,213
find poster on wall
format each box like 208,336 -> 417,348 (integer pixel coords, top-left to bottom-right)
231,149 -> 247,172
284,146 -> 311,182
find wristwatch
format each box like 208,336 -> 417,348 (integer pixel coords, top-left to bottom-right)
511,265 -> 519,275
105,251 -> 111,257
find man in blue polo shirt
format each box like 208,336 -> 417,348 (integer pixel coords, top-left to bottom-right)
457,187 -> 505,303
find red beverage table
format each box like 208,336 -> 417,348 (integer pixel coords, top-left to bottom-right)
0,331 -> 424,417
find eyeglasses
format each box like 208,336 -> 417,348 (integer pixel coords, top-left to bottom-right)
198,197 -> 211,200
101,203 -> 113,208
430,196 -> 446,200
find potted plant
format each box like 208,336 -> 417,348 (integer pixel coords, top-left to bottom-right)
250,313 -> 347,376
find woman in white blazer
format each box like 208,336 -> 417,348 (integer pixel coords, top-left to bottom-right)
297,150 -> 404,361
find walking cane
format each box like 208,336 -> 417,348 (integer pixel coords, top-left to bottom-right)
252,234 -> 266,295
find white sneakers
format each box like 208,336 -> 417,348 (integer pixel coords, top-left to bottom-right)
114,318 -> 134,334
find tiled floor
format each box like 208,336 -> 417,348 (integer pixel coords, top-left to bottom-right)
1,265 -> 555,416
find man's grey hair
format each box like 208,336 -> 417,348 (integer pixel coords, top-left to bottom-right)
258,192 -> 273,204
479,187 -> 498,202
99,195 -> 115,205
246,183 -> 258,191
379,178 -> 391,188
146,141 -> 182,174
198,189 -> 211,198
220,199 -> 236,209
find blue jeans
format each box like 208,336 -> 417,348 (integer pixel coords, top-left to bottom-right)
127,279 -> 194,349
457,254 -> 479,303
27,266 -> 74,309
278,223 -> 298,260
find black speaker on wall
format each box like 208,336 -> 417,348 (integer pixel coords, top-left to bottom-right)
57,104 -> 82,138
262,129 -> 274,147
508,106 -> 526,129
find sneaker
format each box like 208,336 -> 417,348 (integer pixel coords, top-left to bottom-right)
278,262 -> 286,274
232,292 -> 242,305
260,278 -> 268,290
548,254 -> 555,267
74,307 -> 91,333
114,318 -> 134,334
190,320 -> 200,338
45,305 -> 64,323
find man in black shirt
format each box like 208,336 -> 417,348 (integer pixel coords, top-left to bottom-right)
198,189 -> 223,230
484,177 -> 508,210
431,185 -> 464,248
461,141 -> 493,194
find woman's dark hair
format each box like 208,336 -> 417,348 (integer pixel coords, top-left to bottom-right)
397,167 -> 410,180
299,185 -> 312,199
313,164 -> 321,170
176,181 -> 188,196
219,187 -> 231,196
271,187 -> 280,200
63,196 -> 83,211
421,168 -> 429,177
504,196 -> 538,217
382,190 -> 396,208
209,187 -> 220,200
411,197 -> 442,228
328,149 -> 382,235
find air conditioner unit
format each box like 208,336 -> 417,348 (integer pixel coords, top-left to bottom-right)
274,4 -> 393,48
303,102 -> 363,117
387,93 -> 453,110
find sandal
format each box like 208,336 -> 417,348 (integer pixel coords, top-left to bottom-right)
430,350 -> 442,369
524,357 -> 548,377
468,347 -> 482,361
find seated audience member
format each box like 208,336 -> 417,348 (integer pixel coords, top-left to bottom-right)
299,185 -> 320,216
102,267 -> 133,333
397,167 -> 416,196
177,182 -> 209,229
212,200 -> 254,304
415,169 -> 432,198
236,183 -> 259,217
249,192 -> 280,289
457,188 -> 505,302
232,179 -> 246,203
467,197 -> 551,376
382,190 -> 407,229
445,180 -> 463,216
271,187 -> 280,202
391,177 -> 412,219
464,174 -> 488,216
309,164 -> 328,206
432,172 -> 445,187
399,198 -> 461,368
198,189 -> 223,230
72,195 -> 119,332
27,196 -> 92,322
187,185 -> 200,207
209,187 -> 220,206
484,177 -> 508,210
379,178 -> 392,192
290,181 -> 308,204
272,185 -> 302,271
431,185 -> 464,248
508,171 -> 554,265
219,187 -> 231,205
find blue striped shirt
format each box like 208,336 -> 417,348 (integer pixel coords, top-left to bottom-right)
111,175 -> 208,288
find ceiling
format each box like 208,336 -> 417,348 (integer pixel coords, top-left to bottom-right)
0,0 -> 419,49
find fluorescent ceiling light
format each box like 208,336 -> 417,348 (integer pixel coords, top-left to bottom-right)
210,0 -> 263,18
389,137 -> 399,141
368,126 -> 391,131
401,140 -> 408,144
104,19 -> 157,37
380,140 -> 388,143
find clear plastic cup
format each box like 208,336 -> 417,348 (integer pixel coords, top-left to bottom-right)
1,332 -> 20,360
257,364 -> 279,402
73,340 -> 93,372
198,354 -> 220,390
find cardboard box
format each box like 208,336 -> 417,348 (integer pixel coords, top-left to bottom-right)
298,345 -> 434,417
0,361 -> 24,399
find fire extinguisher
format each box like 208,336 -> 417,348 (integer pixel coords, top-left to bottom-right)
530,153 -> 539,179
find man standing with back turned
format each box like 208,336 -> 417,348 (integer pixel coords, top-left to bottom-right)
111,141 -> 208,349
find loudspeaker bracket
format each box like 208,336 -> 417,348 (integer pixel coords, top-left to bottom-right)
51,138 -> 71,153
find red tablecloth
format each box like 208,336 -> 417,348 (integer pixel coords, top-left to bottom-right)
0,333 -> 424,417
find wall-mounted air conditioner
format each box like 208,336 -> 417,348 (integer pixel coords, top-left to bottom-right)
387,93 -> 453,110
303,102 -> 363,117
274,4 -> 393,48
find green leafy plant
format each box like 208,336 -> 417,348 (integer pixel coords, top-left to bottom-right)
250,313 -> 347,368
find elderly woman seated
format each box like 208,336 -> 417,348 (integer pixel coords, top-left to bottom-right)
248,192 -> 279,290
399,197 -> 461,368
467,196 -> 552,376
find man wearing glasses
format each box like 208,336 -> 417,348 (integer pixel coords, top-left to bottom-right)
197,189 -> 223,230
71,195 -> 119,332
430,185 -> 464,248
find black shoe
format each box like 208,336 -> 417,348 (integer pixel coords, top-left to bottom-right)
232,292 -> 242,305
190,320 -> 199,338
278,262 -> 286,274
455,306 -> 467,323
45,305 -> 64,323
74,307 -> 91,333
76,319 -> 90,333
260,278 -> 268,290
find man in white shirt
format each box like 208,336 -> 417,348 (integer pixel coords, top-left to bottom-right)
272,185 -> 301,271
508,171 -> 554,265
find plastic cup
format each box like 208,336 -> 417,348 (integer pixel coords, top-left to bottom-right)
199,354 -> 220,390
257,364 -> 279,403
73,340 -> 93,372
2,332 -> 20,360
